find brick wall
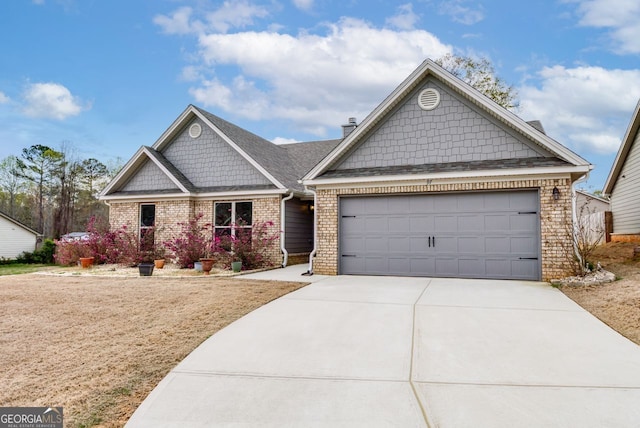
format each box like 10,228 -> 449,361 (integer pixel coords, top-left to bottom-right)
108,197 -> 283,266
313,177 -> 574,281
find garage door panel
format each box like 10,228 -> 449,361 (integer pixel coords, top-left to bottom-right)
434,215 -> 457,231
389,237 -> 411,252
484,214 -> 509,231
409,258 -> 435,275
388,216 -> 408,233
458,215 -> 483,232
365,237 -> 387,252
339,192 -> 540,280
457,236 -> 484,253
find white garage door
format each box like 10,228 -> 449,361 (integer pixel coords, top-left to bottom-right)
339,191 -> 541,280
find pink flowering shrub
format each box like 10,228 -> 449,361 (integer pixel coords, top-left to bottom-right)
54,216 -> 140,266
163,213 -> 212,268
213,220 -> 279,270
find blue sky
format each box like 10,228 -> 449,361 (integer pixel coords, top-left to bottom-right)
1,0 -> 639,191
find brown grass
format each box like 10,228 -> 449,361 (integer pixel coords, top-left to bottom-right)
561,242 -> 640,345
0,274 -> 307,427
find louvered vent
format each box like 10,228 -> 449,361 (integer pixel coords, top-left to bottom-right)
418,88 -> 440,111
189,123 -> 202,138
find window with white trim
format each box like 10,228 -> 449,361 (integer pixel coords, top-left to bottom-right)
214,201 -> 252,240
140,204 -> 155,251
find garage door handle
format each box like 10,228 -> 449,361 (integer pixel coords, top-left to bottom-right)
428,236 -> 431,247
518,211 -> 537,215
519,257 -> 538,260
428,236 -> 435,247
342,254 -> 356,257
342,215 -> 356,218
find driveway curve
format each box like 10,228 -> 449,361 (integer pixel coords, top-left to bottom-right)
126,266 -> 640,427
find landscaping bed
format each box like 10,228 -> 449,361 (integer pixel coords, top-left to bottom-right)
0,274 -> 307,427
561,242 -> 640,346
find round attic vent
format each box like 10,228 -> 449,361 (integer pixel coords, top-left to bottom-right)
418,88 -> 440,111
189,123 -> 202,138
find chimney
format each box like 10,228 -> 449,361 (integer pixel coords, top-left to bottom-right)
342,117 -> 357,138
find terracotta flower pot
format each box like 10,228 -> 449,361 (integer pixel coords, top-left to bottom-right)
79,257 -> 94,269
200,258 -> 215,275
154,259 -> 165,269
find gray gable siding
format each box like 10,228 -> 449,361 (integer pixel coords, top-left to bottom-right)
162,118 -> 272,188
610,128 -> 640,234
335,79 -> 550,171
121,160 -> 180,192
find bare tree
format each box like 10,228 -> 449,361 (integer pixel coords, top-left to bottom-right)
0,155 -> 26,217
436,53 -> 519,110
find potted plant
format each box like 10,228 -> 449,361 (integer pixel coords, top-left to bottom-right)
231,260 -> 242,273
153,245 -> 167,269
138,230 -> 156,276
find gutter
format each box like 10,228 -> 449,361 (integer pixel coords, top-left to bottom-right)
280,191 -> 294,267
302,185 -> 317,276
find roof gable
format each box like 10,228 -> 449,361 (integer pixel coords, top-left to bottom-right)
604,100 -> 640,195
332,77 -> 551,172
303,59 -> 591,182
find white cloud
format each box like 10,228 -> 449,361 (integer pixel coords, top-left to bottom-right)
22,82 -> 88,120
0,92 -> 9,104
386,3 -> 419,30
519,65 -> 640,154
188,17 -> 451,135
272,137 -> 299,145
154,1 -> 269,35
568,0 -> 640,54
292,0 -> 313,12
439,0 -> 484,25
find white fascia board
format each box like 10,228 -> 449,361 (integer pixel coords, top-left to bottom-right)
141,147 -> 189,193
99,146 -> 146,197
193,110 -> 287,190
303,164 -> 591,187
192,189 -> 288,199
151,105 -> 195,151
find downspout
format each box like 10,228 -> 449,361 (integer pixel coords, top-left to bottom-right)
280,191 -> 294,268
302,185 -> 317,276
571,173 -> 589,271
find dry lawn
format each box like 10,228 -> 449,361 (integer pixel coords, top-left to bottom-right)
0,274 -> 307,427
561,242 -> 640,345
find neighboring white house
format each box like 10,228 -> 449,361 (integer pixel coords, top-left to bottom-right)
0,211 -> 39,259
604,99 -> 640,242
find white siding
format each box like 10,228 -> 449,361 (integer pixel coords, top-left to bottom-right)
0,216 -> 37,259
611,130 -> 640,234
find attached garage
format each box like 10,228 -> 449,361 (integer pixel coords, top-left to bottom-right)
339,191 -> 541,280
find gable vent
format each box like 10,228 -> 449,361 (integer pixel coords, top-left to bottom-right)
418,88 -> 440,111
189,123 -> 202,138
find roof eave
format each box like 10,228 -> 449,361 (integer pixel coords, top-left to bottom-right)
603,100 -> 640,195
303,164 -> 591,187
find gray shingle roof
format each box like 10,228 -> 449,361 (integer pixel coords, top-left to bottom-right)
194,106 -> 339,191
143,146 -> 197,192
320,157 -> 570,179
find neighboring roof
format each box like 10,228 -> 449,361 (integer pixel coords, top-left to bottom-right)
303,59 -> 592,183
575,189 -> 610,204
603,100 -> 640,196
0,210 -> 40,235
100,105 -> 341,199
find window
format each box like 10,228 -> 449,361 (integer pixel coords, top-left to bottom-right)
215,201 -> 252,240
140,204 -> 155,251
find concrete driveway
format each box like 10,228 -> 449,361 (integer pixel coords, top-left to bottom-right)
126,266 -> 640,427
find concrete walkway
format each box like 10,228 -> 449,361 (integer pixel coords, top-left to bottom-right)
126,267 -> 640,427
